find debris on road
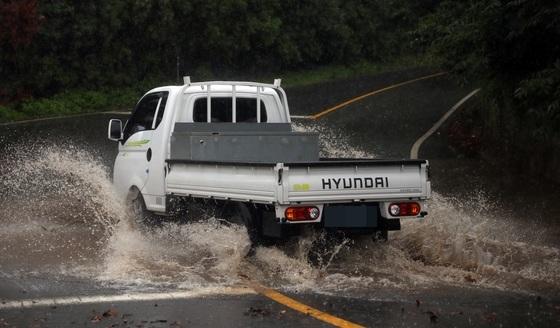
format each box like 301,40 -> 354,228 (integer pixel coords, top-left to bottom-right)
425,310 -> 438,323
103,307 -> 119,318
483,312 -> 497,324
245,306 -> 271,317
90,314 -> 103,323
464,274 -> 477,283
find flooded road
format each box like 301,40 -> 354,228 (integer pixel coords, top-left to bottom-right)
1,72 -> 560,327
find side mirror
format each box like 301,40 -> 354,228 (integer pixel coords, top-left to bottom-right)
108,119 -> 123,141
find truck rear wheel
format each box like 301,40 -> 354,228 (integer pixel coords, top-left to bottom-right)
373,230 -> 388,241
223,202 -> 261,246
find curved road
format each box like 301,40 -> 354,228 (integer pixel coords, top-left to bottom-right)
1,69 -> 559,327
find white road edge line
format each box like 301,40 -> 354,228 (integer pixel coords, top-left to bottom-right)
0,111 -> 130,126
0,287 -> 255,310
410,88 -> 480,159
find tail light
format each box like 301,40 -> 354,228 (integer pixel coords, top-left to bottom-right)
285,206 -> 320,221
389,202 -> 421,217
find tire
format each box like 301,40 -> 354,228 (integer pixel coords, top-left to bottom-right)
127,188 -> 158,229
373,217 -> 391,241
373,229 -> 388,242
223,202 -> 261,246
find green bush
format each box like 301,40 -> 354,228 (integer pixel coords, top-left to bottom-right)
417,0 -> 560,142
0,88 -> 141,123
1,0 -> 427,103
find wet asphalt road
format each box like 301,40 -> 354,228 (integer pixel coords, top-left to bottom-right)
1,69 -> 560,327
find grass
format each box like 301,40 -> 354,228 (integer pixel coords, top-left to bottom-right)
0,56 -> 426,123
277,56 -> 424,88
0,86 -> 149,123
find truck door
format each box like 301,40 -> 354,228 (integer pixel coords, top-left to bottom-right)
113,92 -> 168,198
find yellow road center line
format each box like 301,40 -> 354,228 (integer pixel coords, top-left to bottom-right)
311,71 -> 448,120
249,282 -> 365,328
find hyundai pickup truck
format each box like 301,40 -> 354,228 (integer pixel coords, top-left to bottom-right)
107,77 -> 431,242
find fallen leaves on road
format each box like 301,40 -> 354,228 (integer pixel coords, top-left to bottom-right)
464,274 -> 477,283
483,312 -> 497,324
245,306 -> 271,317
90,308 -> 119,323
425,310 -> 438,323
103,308 -> 119,318
90,314 -> 103,323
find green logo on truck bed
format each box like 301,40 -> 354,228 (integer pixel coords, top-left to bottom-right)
293,183 -> 310,191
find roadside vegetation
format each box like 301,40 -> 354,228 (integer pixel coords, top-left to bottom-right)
0,57 -> 422,122
416,0 -> 560,182
1,1 -> 558,180
0,0 -> 432,122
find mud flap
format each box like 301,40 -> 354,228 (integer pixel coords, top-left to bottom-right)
381,218 -> 401,231
261,210 -> 286,238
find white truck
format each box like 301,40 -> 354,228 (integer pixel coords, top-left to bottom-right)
107,77 -> 431,242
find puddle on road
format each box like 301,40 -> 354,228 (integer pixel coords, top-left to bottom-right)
0,125 -> 559,298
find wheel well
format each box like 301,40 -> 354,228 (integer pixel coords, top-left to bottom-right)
126,186 -> 141,202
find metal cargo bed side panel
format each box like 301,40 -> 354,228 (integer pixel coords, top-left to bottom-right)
170,123 -> 319,163
166,163 -> 278,203
282,163 -> 429,203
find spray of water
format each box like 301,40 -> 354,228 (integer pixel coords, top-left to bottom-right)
1,123 -> 559,297
0,143 -> 123,270
292,121 -> 374,158
0,142 -> 252,289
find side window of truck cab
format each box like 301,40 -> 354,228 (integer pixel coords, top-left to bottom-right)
123,91 -> 168,141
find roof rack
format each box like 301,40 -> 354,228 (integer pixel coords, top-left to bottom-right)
180,76 -> 289,123
182,76 -> 282,89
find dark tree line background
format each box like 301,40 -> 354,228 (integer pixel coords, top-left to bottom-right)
1,0 -> 559,178
416,0 -> 560,180
0,0 -> 436,101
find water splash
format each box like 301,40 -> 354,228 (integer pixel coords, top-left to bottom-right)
0,143 -> 251,289
0,143 -> 123,270
1,129 -> 559,297
292,121 -> 374,158
95,219 -> 251,289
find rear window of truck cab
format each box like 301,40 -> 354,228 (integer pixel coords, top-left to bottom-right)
192,97 -> 268,123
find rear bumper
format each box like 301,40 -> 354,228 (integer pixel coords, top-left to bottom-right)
262,202 -> 404,238
274,200 -> 427,224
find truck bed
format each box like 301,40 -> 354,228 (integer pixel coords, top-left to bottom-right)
165,158 -> 430,205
